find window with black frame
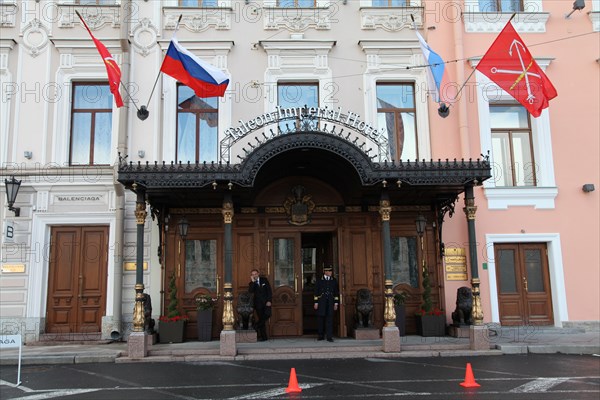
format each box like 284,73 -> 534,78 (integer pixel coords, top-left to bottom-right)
490,104 -> 536,187
478,0 -> 523,12
176,84 -> 219,163
371,0 -> 411,7
178,0 -> 220,6
376,83 -> 417,161
70,82 -> 113,166
277,0 -> 317,7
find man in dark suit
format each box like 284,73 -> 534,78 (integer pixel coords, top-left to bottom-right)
314,266 -> 339,342
249,268 -> 272,341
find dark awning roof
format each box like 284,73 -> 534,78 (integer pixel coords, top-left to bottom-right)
117,132 -> 491,209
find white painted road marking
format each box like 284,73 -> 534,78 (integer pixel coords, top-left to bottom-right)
510,377 -> 570,393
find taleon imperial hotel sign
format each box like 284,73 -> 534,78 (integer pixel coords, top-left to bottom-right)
220,106 -> 390,163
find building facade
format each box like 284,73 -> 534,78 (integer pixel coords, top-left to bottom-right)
1,0 -> 598,343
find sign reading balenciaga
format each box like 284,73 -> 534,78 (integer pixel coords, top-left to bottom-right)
220,106 -> 389,163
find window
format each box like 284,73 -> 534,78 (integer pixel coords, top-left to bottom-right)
490,104 -> 536,187
185,239 -> 217,293
176,85 -> 219,163
371,0 -> 410,6
478,0 -> 523,12
277,0 -> 316,7
277,82 -> 319,131
376,83 -> 417,160
70,83 -> 113,166
74,0 -> 119,4
391,236 -> 418,288
178,0 -> 219,6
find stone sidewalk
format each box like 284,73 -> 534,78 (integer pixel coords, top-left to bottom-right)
1,326 -> 598,366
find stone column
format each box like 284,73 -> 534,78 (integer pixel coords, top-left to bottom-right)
379,187 -> 400,352
220,193 -> 236,356
128,184 -> 149,358
464,184 -> 488,350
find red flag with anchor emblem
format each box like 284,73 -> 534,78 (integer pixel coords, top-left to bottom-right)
476,21 -> 557,118
76,11 -> 124,107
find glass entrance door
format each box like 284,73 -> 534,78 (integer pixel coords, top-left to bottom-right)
269,234 -> 302,336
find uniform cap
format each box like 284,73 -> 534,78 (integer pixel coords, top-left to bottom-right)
323,266 -> 333,272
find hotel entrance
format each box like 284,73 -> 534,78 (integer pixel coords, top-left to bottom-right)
265,230 -> 338,337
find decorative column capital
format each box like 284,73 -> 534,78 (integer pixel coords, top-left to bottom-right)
222,201 -> 234,224
379,199 -> 391,222
135,202 -> 147,224
463,198 -> 477,220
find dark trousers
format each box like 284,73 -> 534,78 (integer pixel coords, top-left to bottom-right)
255,307 -> 268,340
317,313 -> 334,340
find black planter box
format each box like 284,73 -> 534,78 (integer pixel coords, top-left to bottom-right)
394,304 -> 406,336
415,314 -> 446,337
159,320 -> 185,343
197,310 -> 213,342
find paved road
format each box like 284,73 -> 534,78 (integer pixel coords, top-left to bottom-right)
1,354 -> 599,399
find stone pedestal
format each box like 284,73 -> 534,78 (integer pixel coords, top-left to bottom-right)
220,330 -> 237,357
236,330 -> 257,343
353,327 -> 380,340
449,325 -> 471,338
127,331 -> 149,359
382,326 -> 401,353
470,325 -> 490,350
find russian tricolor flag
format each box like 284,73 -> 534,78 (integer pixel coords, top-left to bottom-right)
415,31 -> 450,104
161,37 -> 229,98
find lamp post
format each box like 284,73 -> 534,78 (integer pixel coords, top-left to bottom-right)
4,176 -> 21,217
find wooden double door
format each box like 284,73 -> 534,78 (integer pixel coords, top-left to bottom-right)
266,232 -> 336,337
47,226 -> 108,334
495,243 -> 553,326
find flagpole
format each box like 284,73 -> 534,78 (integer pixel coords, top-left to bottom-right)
442,12 -> 517,114
139,14 -> 183,121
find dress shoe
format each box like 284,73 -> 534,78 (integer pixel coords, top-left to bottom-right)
258,337 -> 267,342
327,338 -> 334,342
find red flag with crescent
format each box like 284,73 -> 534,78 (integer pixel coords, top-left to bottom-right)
76,12 -> 124,107
476,21 -> 557,118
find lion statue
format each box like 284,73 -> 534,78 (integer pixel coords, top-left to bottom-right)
356,288 -> 374,328
451,286 -> 473,326
237,291 -> 254,330
142,293 -> 155,335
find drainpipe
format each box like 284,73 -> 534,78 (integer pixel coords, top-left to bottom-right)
110,0 -> 132,340
452,1 -> 471,158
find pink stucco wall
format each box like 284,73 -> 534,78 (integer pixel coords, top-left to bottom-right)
423,0 -> 599,324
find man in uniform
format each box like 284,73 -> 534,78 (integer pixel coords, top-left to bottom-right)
314,266 -> 339,342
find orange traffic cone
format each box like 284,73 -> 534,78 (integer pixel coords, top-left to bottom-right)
459,363 -> 481,388
285,367 -> 302,393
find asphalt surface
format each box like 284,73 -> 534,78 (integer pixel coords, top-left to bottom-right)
1,354 -> 599,399
2,325 -> 600,367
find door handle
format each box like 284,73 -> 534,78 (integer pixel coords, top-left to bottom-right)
294,273 -> 298,296
78,275 -> 83,299
216,274 -> 220,299
522,276 -> 528,292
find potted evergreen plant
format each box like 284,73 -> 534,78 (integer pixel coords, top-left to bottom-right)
158,273 -> 188,343
393,291 -> 408,336
415,264 -> 445,337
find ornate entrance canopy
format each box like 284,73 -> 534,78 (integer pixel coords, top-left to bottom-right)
117,131 -> 491,209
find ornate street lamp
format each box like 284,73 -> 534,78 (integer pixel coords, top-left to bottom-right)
177,217 -> 189,240
415,214 -> 426,239
4,176 -> 21,217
